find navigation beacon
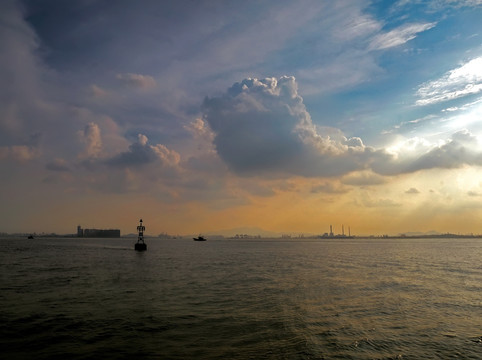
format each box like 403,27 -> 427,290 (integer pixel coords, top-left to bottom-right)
135,219 -> 147,251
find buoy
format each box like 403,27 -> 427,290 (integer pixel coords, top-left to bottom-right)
135,219 -> 147,251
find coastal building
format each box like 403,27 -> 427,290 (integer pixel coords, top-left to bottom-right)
319,224 -> 353,239
77,226 -> 120,238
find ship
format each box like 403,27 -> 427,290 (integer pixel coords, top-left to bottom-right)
193,235 -> 207,241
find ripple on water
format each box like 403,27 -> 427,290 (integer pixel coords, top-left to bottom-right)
1,237 -> 481,359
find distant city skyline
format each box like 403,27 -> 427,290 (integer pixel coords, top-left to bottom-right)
3,224 -> 482,240
2,1 -> 482,235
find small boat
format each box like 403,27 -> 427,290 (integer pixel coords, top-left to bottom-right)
193,235 -> 207,241
27,235 -> 34,239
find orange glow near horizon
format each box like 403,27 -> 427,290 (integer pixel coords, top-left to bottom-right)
6,167 -> 482,236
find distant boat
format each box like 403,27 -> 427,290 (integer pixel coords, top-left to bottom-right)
193,235 -> 207,241
27,235 -> 34,239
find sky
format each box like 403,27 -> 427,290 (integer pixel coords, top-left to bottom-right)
2,0 -> 482,236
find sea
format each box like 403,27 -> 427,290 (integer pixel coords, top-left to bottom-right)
1,236 -> 481,359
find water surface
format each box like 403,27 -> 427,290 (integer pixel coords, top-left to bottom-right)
1,237 -> 481,359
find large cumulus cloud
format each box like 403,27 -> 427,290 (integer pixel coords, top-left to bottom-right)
203,76 -> 482,178
202,76 -> 380,176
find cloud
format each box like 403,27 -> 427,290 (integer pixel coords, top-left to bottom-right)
406,129 -> 482,171
184,118 -> 214,141
0,2 -> 108,164
0,145 -> 40,162
116,73 -> 157,90
46,158 -> 70,172
331,8 -> 381,42
416,56 -> 482,105
376,129 -> 482,175
202,76 -> 304,174
387,136 -> 433,155
341,171 -> 387,186
72,134 -> 187,196
426,0 -> 482,9
0,147 -> 8,159
202,76 -> 482,178
106,134 -> 180,168
369,22 -> 436,51
0,130 -> 41,162
78,122 -> 102,159
202,76 -> 377,177
183,117 -> 216,155
311,182 -> 349,194
297,51 -> 383,95
359,195 -> 401,208
90,84 -> 110,99
0,1 -> 46,144
405,187 -> 420,194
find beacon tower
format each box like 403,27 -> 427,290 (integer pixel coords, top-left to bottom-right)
135,219 -> 147,251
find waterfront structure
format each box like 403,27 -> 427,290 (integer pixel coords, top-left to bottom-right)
77,226 -> 120,238
135,219 -> 147,251
319,224 -> 354,239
